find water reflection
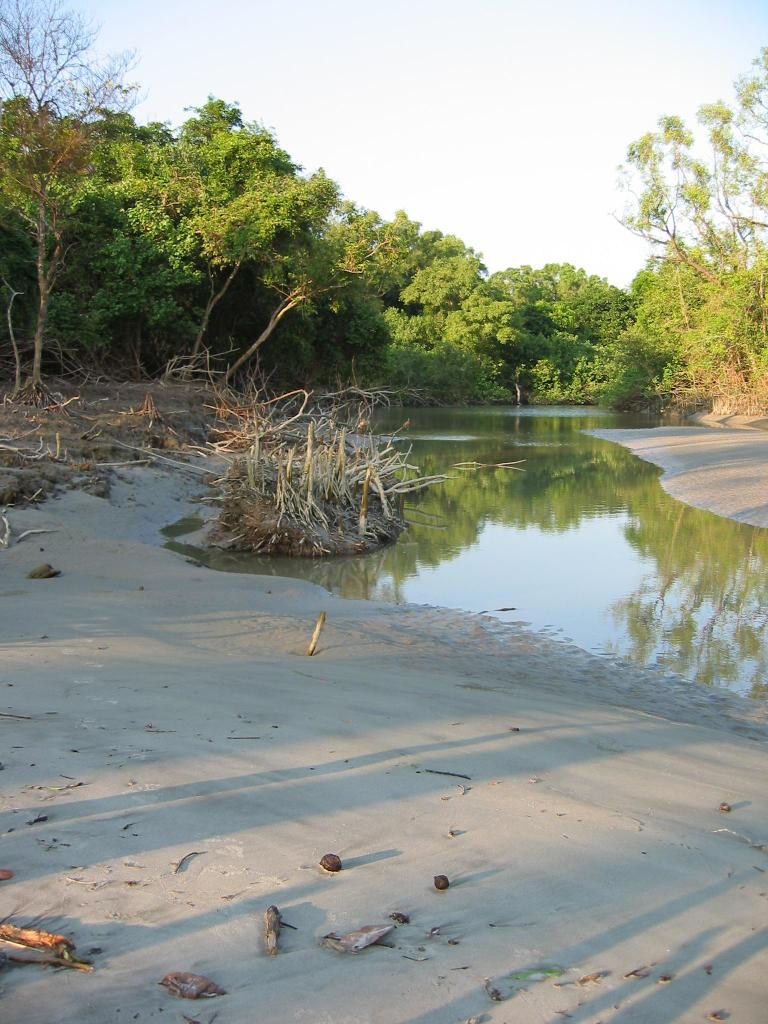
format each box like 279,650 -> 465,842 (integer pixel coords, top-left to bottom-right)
610,502 -> 768,699
167,406 -> 767,698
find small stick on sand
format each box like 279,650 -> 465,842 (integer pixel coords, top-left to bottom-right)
264,905 -> 281,956
173,850 -> 205,874
2,947 -> 93,971
306,612 -> 326,656
423,769 -> 472,781
16,528 -> 57,544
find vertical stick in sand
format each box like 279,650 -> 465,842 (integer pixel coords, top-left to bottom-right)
264,905 -> 281,956
307,611 -> 326,656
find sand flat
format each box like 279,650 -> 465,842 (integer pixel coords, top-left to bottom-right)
0,467 -> 766,1024
591,424 -> 768,527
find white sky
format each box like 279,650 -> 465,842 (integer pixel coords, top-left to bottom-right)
79,0 -> 767,287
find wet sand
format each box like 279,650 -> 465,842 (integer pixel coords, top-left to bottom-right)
0,464 -> 766,1024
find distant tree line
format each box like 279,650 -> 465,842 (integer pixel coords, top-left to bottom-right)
1,1 -> 766,411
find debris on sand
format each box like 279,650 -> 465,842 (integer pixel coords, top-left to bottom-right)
159,972 -> 226,998
321,924 -> 394,953
264,905 -> 281,956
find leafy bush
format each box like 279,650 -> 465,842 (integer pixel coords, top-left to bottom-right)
382,341 -> 510,403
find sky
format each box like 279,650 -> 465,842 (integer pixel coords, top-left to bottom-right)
77,0 -> 767,287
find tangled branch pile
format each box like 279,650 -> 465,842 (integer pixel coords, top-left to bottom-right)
208,388 -> 444,556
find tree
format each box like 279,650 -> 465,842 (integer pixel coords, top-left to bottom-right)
221,194 -> 405,384
380,232 -> 515,400
0,0 -> 134,394
618,49 -> 768,410
481,264 -> 632,403
175,100 -> 309,363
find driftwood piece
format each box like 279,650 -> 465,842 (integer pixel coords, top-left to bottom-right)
321,923 -> 394,953
264,905 -> 281,956
306,611 -> 326,656
451,460 -> 526,471
0,922 -> 75,953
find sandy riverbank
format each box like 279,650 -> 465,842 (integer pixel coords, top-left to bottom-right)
591,423 -> 768,528
1,462 -> 767,1024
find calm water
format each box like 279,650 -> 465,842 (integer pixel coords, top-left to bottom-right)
168,406 -> 768,699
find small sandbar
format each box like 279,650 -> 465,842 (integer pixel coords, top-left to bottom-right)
590,425 -> 768,528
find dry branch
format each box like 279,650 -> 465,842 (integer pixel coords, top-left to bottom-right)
452,460 -> 526,471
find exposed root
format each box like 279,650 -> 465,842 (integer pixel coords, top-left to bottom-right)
10,380 -> 76,412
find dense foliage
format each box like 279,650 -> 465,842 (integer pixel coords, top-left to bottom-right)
0,85 -> 631,402
1,2 -> 766,411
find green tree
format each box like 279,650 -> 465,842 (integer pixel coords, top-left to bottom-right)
490,264 -> 633,403
39,112 -> 200,371
380,232 -> 517,400
619,49 -> 768,410
171,99 -> 334,368
0,0 -> 134,394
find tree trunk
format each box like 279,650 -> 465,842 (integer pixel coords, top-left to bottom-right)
31,206 -> 48,387
189,260 -> 242,363
32,289 -> 48,388
224,292 -> 305,385
29,203 -> 61,390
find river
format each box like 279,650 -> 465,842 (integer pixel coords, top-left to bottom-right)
166,406 -> 768,699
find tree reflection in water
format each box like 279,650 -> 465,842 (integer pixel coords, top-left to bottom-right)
611,501 -> 768,699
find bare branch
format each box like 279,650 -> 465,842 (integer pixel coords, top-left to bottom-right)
0,0 -> 136,117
